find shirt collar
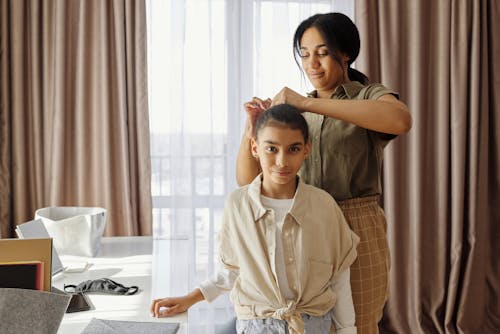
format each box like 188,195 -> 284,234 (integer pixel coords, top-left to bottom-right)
247,175 -> 267,221
307,80 -> 365,100
247,174 -> 309,226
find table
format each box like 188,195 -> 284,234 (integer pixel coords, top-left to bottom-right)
55,236 -> 188,334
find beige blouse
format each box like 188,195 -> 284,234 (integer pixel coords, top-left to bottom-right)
218,174 -> 359,334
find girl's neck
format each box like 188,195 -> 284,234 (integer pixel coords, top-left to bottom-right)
261,178 -> 297,199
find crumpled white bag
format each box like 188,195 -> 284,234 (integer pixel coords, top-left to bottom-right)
35,207 -> 106,257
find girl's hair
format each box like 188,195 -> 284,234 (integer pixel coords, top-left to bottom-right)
254,104 -> 309,143
293,12 -> 369,85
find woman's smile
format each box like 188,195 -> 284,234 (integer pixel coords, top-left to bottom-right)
308,71 -> 325,79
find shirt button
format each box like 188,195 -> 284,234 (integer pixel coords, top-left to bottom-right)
288,257 -> 293,262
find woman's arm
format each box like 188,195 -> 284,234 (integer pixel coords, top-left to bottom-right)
236,122 -> 261,186
272,87 -> 412,135
235,97 -> 270,186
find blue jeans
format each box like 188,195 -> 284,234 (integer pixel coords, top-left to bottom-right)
235,311 -> 332,334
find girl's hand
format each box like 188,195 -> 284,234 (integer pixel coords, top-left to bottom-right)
150,294 -> 197,318
271,87 -> 306,109
243,97 -> 271,139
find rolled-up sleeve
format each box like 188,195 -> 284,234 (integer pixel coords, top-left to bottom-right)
198,267 -> 239,302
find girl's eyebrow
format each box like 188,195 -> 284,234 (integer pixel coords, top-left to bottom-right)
263,140 -> 304,146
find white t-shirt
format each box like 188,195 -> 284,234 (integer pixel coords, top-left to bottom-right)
260,195 -> 296,300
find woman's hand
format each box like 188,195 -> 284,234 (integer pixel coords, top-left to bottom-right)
150,289 -> 204,318
243,97 -> 271,139
271,87 -> 307,110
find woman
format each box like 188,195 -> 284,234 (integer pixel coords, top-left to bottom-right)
236,12 -> 412,334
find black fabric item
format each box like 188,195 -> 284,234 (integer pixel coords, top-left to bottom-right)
64,278 -> 139,295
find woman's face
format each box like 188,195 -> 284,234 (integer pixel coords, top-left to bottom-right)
300,27 -> 349,98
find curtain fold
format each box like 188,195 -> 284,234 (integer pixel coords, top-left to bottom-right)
0,0 -> 152,237
0,0 -> 11,239
355,1 -> 500,333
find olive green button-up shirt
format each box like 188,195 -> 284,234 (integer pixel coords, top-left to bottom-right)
218,174 -> 359,334
300,81 -> 398,201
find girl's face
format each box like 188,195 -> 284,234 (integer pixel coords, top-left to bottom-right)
300,27 -> 349,98
251,125 -> 310,199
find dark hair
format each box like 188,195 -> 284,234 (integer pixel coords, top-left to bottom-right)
254,104 -> 309,143
293,12 -> 369,85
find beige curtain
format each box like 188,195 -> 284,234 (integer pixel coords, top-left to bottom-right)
0,0 -> 152,238
356,1 -> 500,333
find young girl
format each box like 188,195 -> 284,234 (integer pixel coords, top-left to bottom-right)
151,104 -> 359,334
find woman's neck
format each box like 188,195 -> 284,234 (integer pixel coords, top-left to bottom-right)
316,89 -> 335,99
316,77 -> 350,99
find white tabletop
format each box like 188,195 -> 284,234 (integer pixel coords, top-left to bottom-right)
55,236 -> 188,334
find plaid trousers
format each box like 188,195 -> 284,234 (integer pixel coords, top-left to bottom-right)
339,195 -> 390,334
